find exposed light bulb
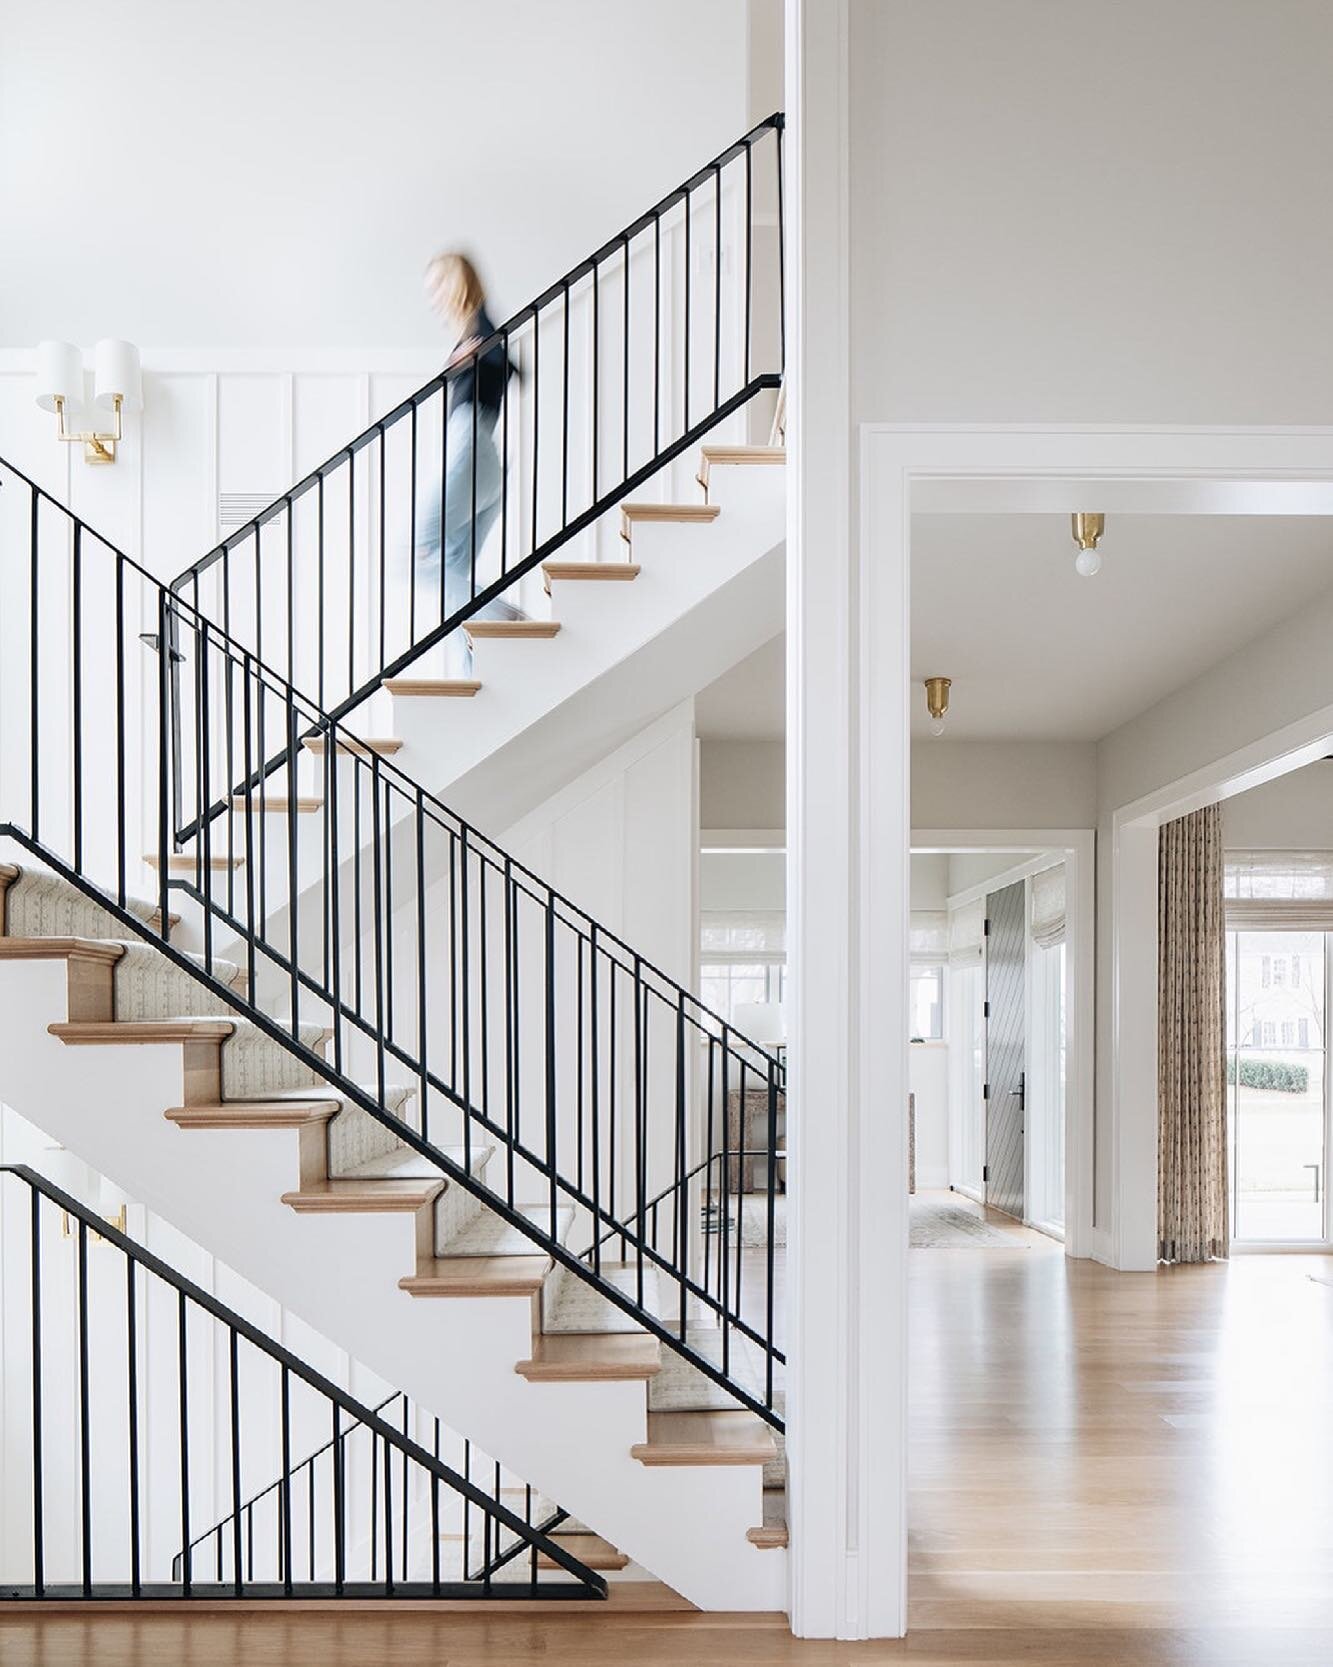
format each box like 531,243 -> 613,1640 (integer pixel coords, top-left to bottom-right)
930,717 -> 947,737
1074,546 -> 1102,578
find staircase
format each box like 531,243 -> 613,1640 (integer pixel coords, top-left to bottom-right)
0,115 -> 787,1612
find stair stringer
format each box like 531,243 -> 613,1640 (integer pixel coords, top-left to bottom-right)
0,957 -> 785,1611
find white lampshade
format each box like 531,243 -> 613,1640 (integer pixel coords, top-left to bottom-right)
733,1000 -> 786,1044
93,338 -> 142,412
34,339 -> 83,412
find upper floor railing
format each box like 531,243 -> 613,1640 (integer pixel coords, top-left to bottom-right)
169,116 -> 783,739
0,454 -> 785,1426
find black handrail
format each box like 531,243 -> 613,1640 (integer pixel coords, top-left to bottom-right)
167,115 -> 784,802
0,1165 -> 604,1601
0,455 -> 786,1425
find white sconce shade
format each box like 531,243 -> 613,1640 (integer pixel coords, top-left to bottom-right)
93,338 -> 143,412
34,339 -> 83,412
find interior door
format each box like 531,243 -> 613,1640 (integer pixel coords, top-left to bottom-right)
985,879 -> 1027,1220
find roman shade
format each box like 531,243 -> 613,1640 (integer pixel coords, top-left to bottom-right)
1224,850 -> 1333,929
948,897 -> 986,967
1030,863 -> 1067,950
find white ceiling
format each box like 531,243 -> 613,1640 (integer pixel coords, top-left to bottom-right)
695,634 -> 785,740
911,514 -> 1333,741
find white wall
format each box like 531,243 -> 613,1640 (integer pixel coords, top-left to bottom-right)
701,850 -> 786,911
912,741 -> 1097,831
849,0 -> 1333,426
0,363 -> 431,582
1224,765 -> 1333,851
1097,575 -> 1333,818
1,1 -> 749,352
700,738 -> 786,830
909,1043 -> 947,1190
909,852 -> 947,910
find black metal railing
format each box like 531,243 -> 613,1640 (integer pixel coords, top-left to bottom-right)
169,116 -> 783,778
173,1390 -> 572,1590
0,456 -> 785,1425
0,1166 -> 603,1601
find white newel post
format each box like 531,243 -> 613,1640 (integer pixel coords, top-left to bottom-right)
784,0 -> 909,1639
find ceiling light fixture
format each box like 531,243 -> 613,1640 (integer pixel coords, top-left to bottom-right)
1071,511 -> 1105,578
924,675 -> 951,737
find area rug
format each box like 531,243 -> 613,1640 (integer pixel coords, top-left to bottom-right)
909,1195 -> 1026,1248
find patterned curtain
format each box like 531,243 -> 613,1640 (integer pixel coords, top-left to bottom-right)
1157,805 -> 1229,1263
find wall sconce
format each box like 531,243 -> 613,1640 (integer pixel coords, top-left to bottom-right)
35,339 -> 143,465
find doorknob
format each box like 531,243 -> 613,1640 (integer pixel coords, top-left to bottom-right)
1008,1072 -> 1026,1112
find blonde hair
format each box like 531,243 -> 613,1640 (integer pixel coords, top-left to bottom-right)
425,251 -> 486,325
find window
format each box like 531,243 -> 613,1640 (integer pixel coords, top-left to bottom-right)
910,964 -> 944,1040
700,911 -> 786,1029
1227,927 -> 1328,1244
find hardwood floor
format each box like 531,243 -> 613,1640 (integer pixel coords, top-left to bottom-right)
5,1229 -> 1333,1664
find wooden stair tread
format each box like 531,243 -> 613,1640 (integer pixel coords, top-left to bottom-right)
384,679 -> 482,698
230,794 -> 323,813
698,445 -> 786,467
630,1410 -> 777,1467
542,561 -> 640,595
49,1019 -> 235,1044
281,1176 -> 443,1213
0,936 -> 125,964
537,1533 -> 630,1572
144,852 -> 246,872
619,503 -> 722,539
166,1100 -> 339,1130
302,736 -> 403,758
747,1490 -> 789,1549
465,619 -> 561,640
400,1254 -> 552,1298
517,1332 -> 661,1383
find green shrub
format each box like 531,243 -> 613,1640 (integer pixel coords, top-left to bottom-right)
1226,1057 -> 1309,1094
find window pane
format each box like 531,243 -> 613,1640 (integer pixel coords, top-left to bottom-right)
909,965 -> 943,1040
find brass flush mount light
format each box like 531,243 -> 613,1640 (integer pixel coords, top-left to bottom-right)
924,675 -> 951,737
1071,511 -> 1105,577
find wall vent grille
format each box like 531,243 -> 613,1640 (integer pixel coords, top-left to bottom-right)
218,492 -> 276,536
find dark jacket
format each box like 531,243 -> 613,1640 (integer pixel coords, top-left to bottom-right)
446,306 -> 517,425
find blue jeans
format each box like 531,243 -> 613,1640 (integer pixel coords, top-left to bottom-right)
414,405 -> 518,670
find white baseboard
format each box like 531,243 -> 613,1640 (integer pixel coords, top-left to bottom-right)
1088,1225 -> 1116,1267
915,1167 -> 950,1192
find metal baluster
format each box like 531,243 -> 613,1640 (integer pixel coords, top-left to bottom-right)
126,1254 -> 141,1596
71,523 -> 84,870
332,1403 -> 346,1595
280,1365 -> 293,1596
713,163 -> 723,412
546,897 -> 558,1237
77,1218 -> 92,1594
230,1329 -> 243,1595
589,929 -> 602,1275
178,1290 -> 192,1595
